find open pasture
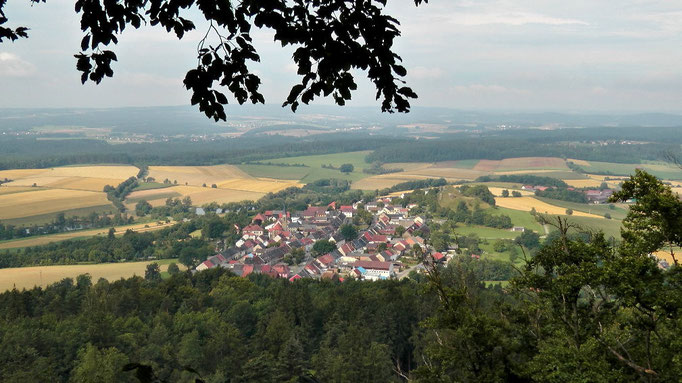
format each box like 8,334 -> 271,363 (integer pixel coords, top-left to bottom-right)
0,259 -> 183,292
0,188 -> 110,220
487,187 -> 534,197
495,196 -> 603,218
580,161 -> 682,180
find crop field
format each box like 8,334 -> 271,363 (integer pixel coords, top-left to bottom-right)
217,178 -> 301,193
246,151 -> 372,183
535,197 -> 629,220
0,259 -> 183,292
0,188 -> 110,220
1,165 -> 138,191
495,196 -> 603,218
147,165 -> 251,186
1,205 -> 116,226
0,221 -> 175,250
473,157 -> 568,172
128,185 -> 265,206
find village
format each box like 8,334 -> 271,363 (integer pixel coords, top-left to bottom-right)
195,196 -> 453,281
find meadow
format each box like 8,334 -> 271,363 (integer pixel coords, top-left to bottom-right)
495,196 -> 603,218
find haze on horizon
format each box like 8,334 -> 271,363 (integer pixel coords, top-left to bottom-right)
1,0 -> 682,114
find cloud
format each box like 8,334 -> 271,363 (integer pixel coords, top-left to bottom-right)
0,52 -> 36,77
409,66 -> 444,80
448,12 -> 589,27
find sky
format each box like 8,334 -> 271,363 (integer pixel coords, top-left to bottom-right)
1,0 -> 682,113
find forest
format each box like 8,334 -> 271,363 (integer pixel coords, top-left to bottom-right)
0,170 -> 679,382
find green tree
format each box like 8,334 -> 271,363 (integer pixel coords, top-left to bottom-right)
312,240 -> 337,256
144,263 -> 161,282
339,164 -> 355,174
135,200 -> 153,217
515,229 -> 540,249
512,190 -> 522,197
395,225 -> 406,237
501,189 -> 509,197
70,344 -> 129,383
339,224 -> 358,241
167,262 -> 180,275
565,208 -> 573,215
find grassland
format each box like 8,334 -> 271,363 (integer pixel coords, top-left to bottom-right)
580,161 -> 682,180
244,151 -> 372,183
488,206 -> 545,232
559,215 -> 623,239
0,221 -> 175,250
1,205 -> 116,226
0,258 -> 184,292
453,226 -> 520,239
535,197 -> 629,220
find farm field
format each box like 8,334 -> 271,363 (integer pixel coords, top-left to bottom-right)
243,151 -> 372,183
579,161 -> 682,180
487,186 -> 534,197
0,188 -> 111,220
0,165 -> 139,191
473,157 -> 568,172
495,196 -> 603,218
535,197 -> 629,220
147,165 -> 251,186
0,221 -> 175,249
0,259 -> 183,292
488,206 -> 545,233
1,205 -> 116,226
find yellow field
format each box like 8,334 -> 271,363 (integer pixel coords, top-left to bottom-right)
1,165 -> 138,192
0,188 -> 110,220
563,179 -> 604,188
487,187 -> 534,197
128,185 -> 266,206
0,261 -> 184,292
474,157 -> 568,172
0,186 -> 34,195
0,221 -> 175,249
352,162 -> 489,190
148,165 -> 251,186
567,158 -> 591,166
495,196 -> 603,218
217,178 -> 302,193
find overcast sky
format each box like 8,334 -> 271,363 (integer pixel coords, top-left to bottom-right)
1,0 -> 682,113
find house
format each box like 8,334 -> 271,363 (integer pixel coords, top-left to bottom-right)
242,224 -> 264,238
511,226 -> 525,232
353,260 -> 395,281
585,189 -> 613,204
195,207 -> 206,216
340,205 -> 355,217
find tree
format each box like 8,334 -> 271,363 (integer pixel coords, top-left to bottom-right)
144,263 -> 162,282
135,200 -> 153,217
565,208 -> 573,215
512,191 -> 522,197
339,164 -> 355,174
312,240 -> 336,256
167,262 -> 180,275
2,0 -> 426,121
501,189 -> 510,197
71,344 -> 129,383
395,226 -> 406,237
515,229 -> 540,249
339,224 -> 358,241
283,247 -> 305,265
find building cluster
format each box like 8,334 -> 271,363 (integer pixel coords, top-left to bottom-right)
522,185 -> 615,204
195,197 -> 447,281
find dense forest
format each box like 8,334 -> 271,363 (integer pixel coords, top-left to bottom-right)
0,171 -> 679,382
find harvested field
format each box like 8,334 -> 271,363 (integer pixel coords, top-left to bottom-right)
567,158 -> 591,166
563,179 -> 605,188
495,196 -> 603,218
217,178 -> 302,193
148,165 -> 251,186
0,188 -> 110,220
474,157 -> 568,172
1,165 -> 138,192
0,260 -> 184,291
0,186 -> 35,195
0,221 -> 175,249
170,186 -> 264,205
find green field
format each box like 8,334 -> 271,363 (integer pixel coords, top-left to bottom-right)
548,215 -> 623,239
454,225 -> 520,239
1,204 -> 115,226
535,197 -> 629,220
488,206 -> 545,233
237,164 -> 310,180
582,161 -> 682,180
452,159 -> 480,169
241,151 -> 372,183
